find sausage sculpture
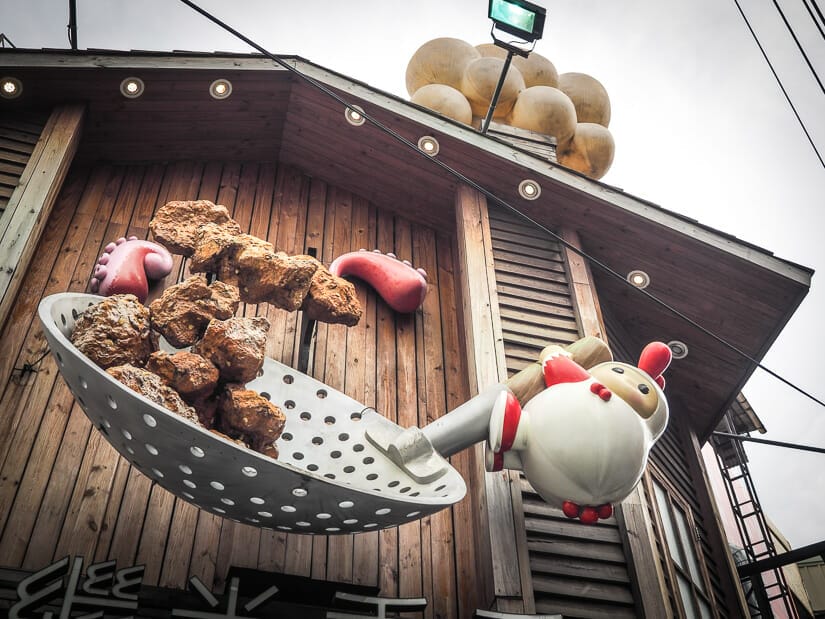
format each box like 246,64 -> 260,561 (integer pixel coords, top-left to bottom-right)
89,236 -> 174,303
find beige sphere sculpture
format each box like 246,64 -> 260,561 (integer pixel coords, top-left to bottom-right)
475,43 -> 507,59
513,52 -> 559,89
557,72 -> 611,127
406,38 -> 481,96
411,84 -> 473,125
461,56 -> 526,118
507,85 -> 577,145
556,122 -> 615,180
475,44 -> 558,88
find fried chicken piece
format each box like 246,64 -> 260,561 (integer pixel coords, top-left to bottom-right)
71,294 -> 154,369
217,384 -> 286,458
193,316 -> 270,383
148,275 -> 239,348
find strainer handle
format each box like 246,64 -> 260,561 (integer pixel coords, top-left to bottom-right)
421,384 -> 508,457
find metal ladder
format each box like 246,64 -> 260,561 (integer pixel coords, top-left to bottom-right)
712,416 -> 797,617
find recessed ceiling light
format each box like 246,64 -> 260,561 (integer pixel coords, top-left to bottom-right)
627,269 -> 650,289
344,105 -> 366,126
518,179 -> 541,200
418,136 -> 439,156
209,78 -> 232,99
120,77 -> 144,99
0,77 -> 22,99
668,340 -> 689,359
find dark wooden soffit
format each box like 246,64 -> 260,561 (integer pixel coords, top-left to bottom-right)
0,50 -> 812,440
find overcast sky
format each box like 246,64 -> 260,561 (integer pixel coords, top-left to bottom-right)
2,0 -> 823,548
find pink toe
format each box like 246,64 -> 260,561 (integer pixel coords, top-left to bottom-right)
105,242 -> 116,253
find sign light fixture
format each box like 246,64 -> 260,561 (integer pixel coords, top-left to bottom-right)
488,0 -> 546,44
481,0 -> 546,134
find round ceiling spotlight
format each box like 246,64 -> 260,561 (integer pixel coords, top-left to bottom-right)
627,269 -> 650,289
667,340 -> 689,360
518,179 -> 541,200
344,105 -> 366,126
209,78 -> 233,99
120,77 -> 145,99
0,77 -> 22,99
417,135 -> 440,156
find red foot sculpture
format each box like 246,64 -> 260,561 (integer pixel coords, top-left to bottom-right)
89,236 -> 174,303
329,249 -> 428,313
562,500 -> 613,524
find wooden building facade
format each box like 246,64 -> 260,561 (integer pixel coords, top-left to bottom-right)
0,50 -> 813,618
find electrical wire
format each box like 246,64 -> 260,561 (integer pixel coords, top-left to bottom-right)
177,0 -> 825,410
801,0 -> 825,42
732,0 -> 825,169
772,0 -> 825,95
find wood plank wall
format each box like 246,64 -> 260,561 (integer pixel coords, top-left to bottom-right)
488,206 -> 639,619
0,160 -> 485,618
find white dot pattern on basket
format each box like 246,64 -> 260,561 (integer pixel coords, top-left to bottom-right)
39,293 -> 467,534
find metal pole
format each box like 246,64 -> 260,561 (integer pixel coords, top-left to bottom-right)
480,48 -> 515,135
737,539 -> 825,577
712,431 -> 825,455
68,0 -> 78,50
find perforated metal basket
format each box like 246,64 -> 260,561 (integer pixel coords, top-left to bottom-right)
39,293 -> 466,534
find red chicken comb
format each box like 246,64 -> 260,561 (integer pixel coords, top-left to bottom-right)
638,342 -> 672,389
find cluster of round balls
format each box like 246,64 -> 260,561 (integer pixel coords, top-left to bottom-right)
405,37 -> 614,180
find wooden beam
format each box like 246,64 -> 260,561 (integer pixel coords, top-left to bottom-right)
455,184 -> 532,611
0,103 -> 84,332
560,227 -> 671,619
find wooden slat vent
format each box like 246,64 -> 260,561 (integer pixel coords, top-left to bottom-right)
521,478 -> 637,619
490,206 -> 639,618
489,206 -> 579,377
0,114 -> 48,215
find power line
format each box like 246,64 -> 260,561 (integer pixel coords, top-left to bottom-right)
732,0 -> 825,169
176,0 -> 825,411
772,0 -> 825,95
801,0 -> 825,42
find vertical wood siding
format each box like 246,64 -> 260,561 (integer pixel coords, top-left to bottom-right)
0,161 -> 482,618
489,206 -> 638,619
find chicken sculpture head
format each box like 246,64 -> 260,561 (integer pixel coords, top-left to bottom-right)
488,341 -> 672,524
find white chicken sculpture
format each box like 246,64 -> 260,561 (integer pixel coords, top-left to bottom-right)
368,337 -> 671,526
487,341 -> 671,523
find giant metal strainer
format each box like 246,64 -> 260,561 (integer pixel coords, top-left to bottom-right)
38,293 -> 478,535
